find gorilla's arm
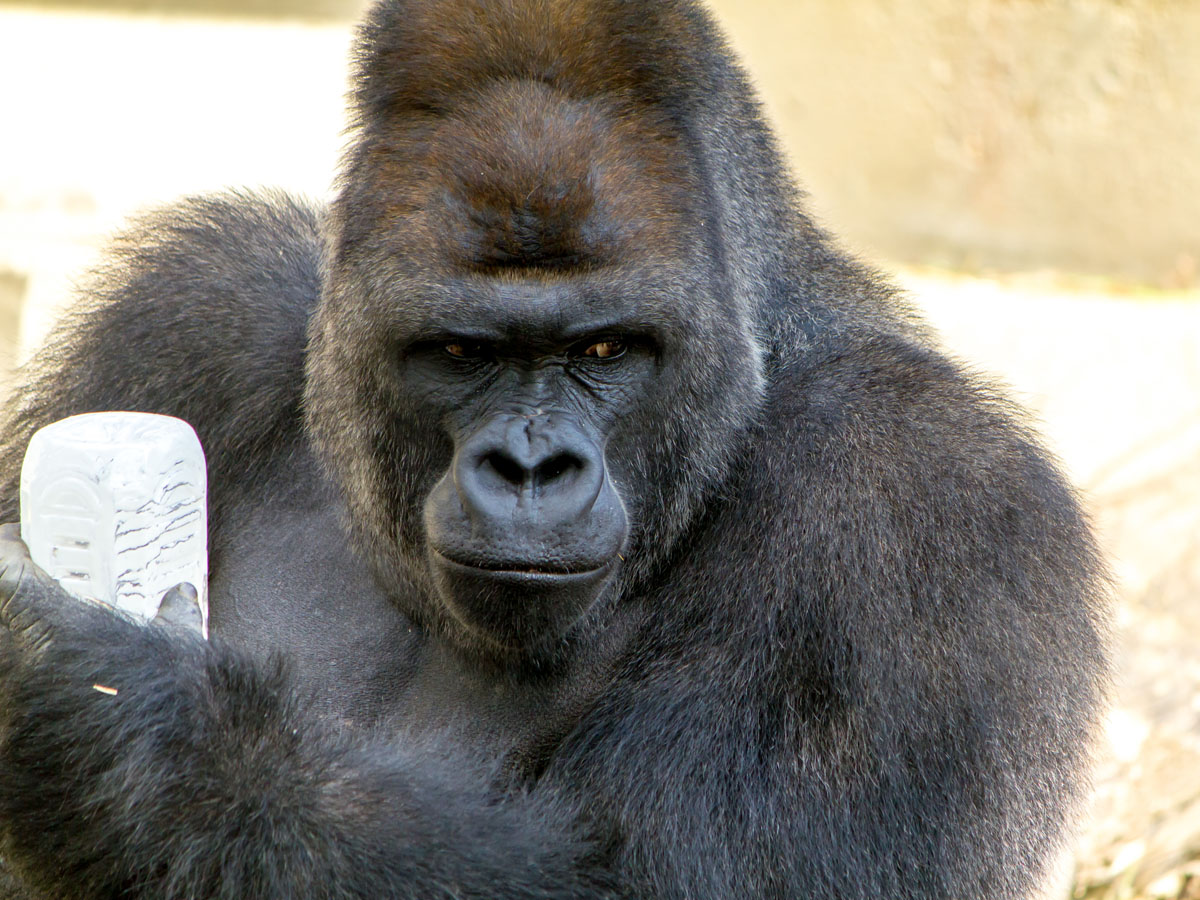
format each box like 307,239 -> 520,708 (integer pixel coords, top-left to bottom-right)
0,530 -> 608,900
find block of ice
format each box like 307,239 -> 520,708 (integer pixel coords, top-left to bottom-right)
20,412 -> 208,635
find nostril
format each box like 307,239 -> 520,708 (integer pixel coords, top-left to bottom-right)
479,450 -> 583,489
482,451 -> 526,487
534,452 -> 582,488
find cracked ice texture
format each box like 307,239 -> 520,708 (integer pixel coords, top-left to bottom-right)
20,412 -> 208,634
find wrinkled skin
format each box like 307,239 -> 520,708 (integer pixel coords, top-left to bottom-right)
0,0 -> 1109,898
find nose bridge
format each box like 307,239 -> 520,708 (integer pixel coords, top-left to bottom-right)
516,362 -> 556,393
500,411 -> 560,470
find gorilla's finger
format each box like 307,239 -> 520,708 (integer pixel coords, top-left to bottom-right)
0,524 -> 67,653
153,583 -> 204,634
0,523 -> 137,654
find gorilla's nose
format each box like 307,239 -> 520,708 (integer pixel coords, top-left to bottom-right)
425,412 -> 627,576
456,413 -> 604,523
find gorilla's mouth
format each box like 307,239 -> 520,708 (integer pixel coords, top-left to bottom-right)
428,549 -> 619,647
430,549 -> 613,579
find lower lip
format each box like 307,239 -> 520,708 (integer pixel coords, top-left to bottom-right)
430,551 -> 614,583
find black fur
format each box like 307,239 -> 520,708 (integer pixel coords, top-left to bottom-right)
0,1 -> 1109,898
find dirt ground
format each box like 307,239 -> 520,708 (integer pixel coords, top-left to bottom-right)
2,7 -> 1199,899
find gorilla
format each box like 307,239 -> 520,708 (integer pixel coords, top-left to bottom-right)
0,0 -> 1109,897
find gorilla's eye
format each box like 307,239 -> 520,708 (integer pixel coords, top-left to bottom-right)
579,339 -> 626,360
444,340 -> 488,360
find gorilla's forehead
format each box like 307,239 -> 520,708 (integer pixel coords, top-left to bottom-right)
343,80 -> 699,279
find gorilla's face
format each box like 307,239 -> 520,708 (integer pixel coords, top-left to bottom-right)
306,84 -> 766,658
308,261 -> 766,657
409,280 -> 655,647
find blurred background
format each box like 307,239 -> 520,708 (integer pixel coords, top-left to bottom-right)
0,1 -> 1198,897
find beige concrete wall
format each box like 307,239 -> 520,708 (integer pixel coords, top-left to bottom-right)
0,8 -> 353,363
709,0 -> 1200,286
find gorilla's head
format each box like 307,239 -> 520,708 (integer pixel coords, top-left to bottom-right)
305,3 -> 766,659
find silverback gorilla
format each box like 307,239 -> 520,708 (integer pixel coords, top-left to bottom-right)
0,0 -> 1109,897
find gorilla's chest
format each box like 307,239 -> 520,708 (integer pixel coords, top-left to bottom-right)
205,462 -> 583,761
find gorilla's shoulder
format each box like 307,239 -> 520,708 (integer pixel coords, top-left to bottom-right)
0,191 -> 324,519
760,328 -> 1073,517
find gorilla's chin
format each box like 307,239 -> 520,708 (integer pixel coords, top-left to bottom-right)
429,550 -> 618,648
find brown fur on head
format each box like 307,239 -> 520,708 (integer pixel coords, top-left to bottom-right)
368,81 -> 694,273
332,0 -> 710,273
350,0 -> 700,122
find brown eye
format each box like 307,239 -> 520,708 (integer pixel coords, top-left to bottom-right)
581,339 -> 626,360
444,341 -> 485,359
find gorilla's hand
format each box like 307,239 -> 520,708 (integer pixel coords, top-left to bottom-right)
0,523 -> 203,662
0,521 -> 218,896
0,522 -> 117,659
